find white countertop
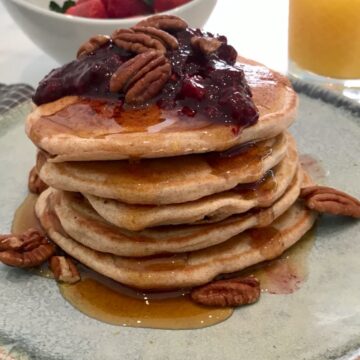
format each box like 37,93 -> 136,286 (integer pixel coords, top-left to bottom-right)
0,0 -> 289,87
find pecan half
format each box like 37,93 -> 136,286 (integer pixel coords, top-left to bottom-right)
132,26 -> 179,50
110,51 -> 171,104
77,35 -> 110,59
50,256 -> 80,284
0,228 -> 55,268
191,36 -> 222,55
28,166 -> 48,194
300,186 -> 360,218
136,15 -> 188,31
191,276 -> 261,307
112,29 -> 166,54
0,234 -> 23,251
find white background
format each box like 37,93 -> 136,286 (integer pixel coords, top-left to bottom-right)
0,0 -> 289,87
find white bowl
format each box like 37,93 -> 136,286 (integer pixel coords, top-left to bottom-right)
3,0 -> 217,64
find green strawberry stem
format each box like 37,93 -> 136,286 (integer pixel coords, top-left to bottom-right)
49,0 -> 76,13
142,0 -> 154,8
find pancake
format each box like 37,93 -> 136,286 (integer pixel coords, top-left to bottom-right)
26,57 -> 297,162
37,167 -> 303,257
36,195 -> 317,289
85,141 -> 298,230
38,132 -> 289,205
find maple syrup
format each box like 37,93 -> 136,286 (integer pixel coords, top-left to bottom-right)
11,193 -> 41,234
233,170 -> 277,200
10,194 -> 232,329
59,271 -> 232,329
205,136 -> 277,179
10,194 -> 315,328
245,228 -> 315,294
29,99 -> 218,147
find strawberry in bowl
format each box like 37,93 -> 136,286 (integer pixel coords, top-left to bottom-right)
4,0 -> 217,63
49,0 -> 194,19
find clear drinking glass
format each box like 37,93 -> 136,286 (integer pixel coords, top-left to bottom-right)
288,0 -> 360,101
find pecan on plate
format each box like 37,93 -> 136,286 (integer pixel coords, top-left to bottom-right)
132,26 -> 179,50
191,36 -> 222,55
0,234 -> 23,251
50,256 -> 80,284
112,29 -> 166,54
110,50 -> 171,104
136,15 -> 188,31
300,186 -> 360,218
28,166 -> 48,194
191,276 -> 261,307
0,228 -> 56,268
77,35 -> 110,59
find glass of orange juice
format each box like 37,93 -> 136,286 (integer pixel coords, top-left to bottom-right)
288,0 -> 360,101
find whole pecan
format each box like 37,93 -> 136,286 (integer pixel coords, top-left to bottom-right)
77,35 -> 110,59
191,276 -> 261,307
132,26 -> 179,50
28,166 -> 48,194
191,36 -> 222,55
136,15 -> 188,31
300,186 -> 360,218
50,256 -> 80,284
112,29 -> 166,54
0,228 -> 55,268
110,50 -> 171,104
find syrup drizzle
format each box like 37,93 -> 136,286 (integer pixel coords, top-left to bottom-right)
233,170 -> 277,200
30,99 -> 213,145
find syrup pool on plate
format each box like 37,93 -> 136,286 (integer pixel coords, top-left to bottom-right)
246,227 -> 315,294
59,271 -> 232,330
11,194 -> 232,329
11,193 -> 316,328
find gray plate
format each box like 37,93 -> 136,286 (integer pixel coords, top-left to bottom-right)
0,83 -> 360,360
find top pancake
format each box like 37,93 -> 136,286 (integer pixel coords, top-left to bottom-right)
26,57 -> 297,162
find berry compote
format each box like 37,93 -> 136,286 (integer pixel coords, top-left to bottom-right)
33,28 -> 259,129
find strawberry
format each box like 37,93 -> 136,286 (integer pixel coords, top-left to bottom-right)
153,0 -> 191,12
106,0 -> 150,18
66,0 -> 108,19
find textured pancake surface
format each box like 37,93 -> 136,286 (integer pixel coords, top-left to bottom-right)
26,57 -> 297,161
38,132 -> 289,205
36,195 -> 317,289
85,141 -> 298,230
37,167 -> 303,257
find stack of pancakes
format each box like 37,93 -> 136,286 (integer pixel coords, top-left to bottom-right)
27,57 -> 317,290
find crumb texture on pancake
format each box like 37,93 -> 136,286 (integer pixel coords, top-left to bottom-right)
38,132 -> 291,204
37,166 -> 304,258
84,139 -> 298,230
36,187 -> 317,290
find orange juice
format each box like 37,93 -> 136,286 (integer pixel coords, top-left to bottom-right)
289,0 -> 360,79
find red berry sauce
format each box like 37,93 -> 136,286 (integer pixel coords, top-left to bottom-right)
33,28 -> 259,129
